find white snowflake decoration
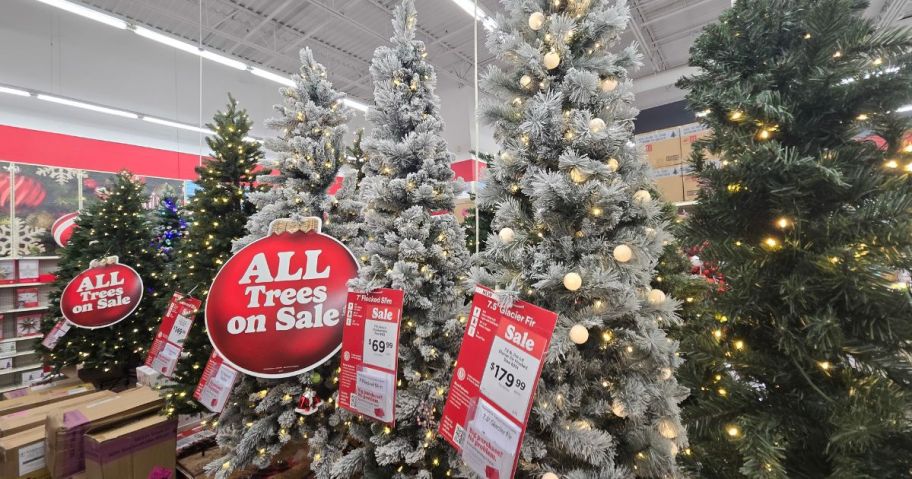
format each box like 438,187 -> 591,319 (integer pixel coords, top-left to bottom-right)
4,164 -> 20,174
0,222 -> 47,256
35,167 -> 77,185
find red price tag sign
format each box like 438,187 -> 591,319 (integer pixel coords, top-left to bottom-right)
338,288 -> 404,425
60,260 -> 144,329
145,293 -> 202,377
193,351 -> 239,413
439,285 -> 558,479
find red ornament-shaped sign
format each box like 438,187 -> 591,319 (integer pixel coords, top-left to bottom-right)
60,257 -> 144,329
205,218 -> 359,378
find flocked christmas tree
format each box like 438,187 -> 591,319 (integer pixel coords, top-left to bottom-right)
476,0 -> 688,476
206,48 -> 352,478
161,96 -> 263,416
306,2 -> 471,477
676,0 -> 912,476
327,128 -> 366,247
38,171 -> 164,378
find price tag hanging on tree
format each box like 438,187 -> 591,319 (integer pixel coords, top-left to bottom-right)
60,256 -> 144,329
439,285 -> 558,479
193,351 -> 239,413
145,293 -> 202,377
338,288 -> 404,425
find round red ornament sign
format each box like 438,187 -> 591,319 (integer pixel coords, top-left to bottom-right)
205,218 -> 359,378
61,257 -> 144,329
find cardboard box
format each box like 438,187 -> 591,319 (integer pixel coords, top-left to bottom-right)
0,260 -> 16,285
0,426 -> 48,479
45,387 -> 164,478
16,260 -> 39,283
651,165 -> 685,203
0,391 -> 114,438
681,123 -> 720,162
636,127 -> 682,169
84,415 -> 177,479
0,382 -> 95,416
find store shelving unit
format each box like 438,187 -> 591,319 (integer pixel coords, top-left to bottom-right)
0,256 -> 59,394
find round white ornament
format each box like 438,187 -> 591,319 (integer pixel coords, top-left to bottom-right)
613,244 -> 633,263
633,190 -> 652,204
569,167 -> 588,183
542,473 -> 559,479
647,289 -> 666,305
498,227 -> 515,243
569,324 -> 589,345
658,367 -> 673,381
658,418 -> 679,439
528,12 -> 546,31
543,51 -> 561,70
606,158 -> 619,172
520,75 -> 532,88
610,399 -> 627,418
563,272 -> 582,291
589,118 -> 606,133
501,151 -> 514,164
601,77 -> 618,92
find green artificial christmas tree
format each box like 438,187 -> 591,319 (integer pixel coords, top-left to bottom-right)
206,48 -> 352,478
38,171 -> 164,381
677,0 -> 912,476
476,0 -> 688,476
305,2 -> 471,477
151,189 -> 186,262
160,96 -> 263,416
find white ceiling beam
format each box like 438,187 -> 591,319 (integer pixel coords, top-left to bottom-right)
227,0 -> 296,54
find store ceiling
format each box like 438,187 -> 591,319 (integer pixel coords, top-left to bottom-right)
74,0 -> 908,105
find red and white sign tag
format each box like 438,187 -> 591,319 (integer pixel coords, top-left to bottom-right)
205,218 -> 359,378
439,285 -> 558,479
338,288 -> 404,425
145,293 -> 202,377
60,257 -> 144,329
41,320 -> 71,350
193,351 -> 239,413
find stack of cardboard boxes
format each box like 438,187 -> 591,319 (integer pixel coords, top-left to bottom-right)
637,122 -> 718,203
0,382 -> 175,479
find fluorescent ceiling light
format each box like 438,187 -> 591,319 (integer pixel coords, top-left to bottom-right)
143,116 -> 214,135
33,0 -> 128,29
0,86 -> 30,97
200,50 -> 247,70
450,0 -> 498,30
250,67 -> 295,87
134,26 -> 201,55
343,98 -> 369,112
36,94 -> 138,119
897,104 -> 912,113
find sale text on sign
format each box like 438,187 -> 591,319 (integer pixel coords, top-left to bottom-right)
338,288 -> 404,425
60,257 -> 144,329
205,218 -> 359,378
439,285 -> 558,479
145,293 -> 202,377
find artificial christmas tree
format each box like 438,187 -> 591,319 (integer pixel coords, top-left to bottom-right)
327,128 -> 366,247
305,2 -> 471,477
151,190 -> 186,262
475,0 -> 688,476
464,151 -> 495,253
205,48 -> 352,477
676,0 -> 912,477
160,96 -> 262,416
38,172 -> 164,382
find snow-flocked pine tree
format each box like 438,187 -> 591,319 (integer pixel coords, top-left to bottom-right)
327,128 -> 366,247
476,0 -> 688,477
206,48 -> 352,478
306,2 -> 471,477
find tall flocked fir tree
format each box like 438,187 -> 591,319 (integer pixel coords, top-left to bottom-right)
476,0 -> 688,477
306,2 -> 471,477
327,128 -> 366,246
161,96 -> 263,416
676,0 -> 912,477
206,48 -> 352,478
39,172 -> 164,378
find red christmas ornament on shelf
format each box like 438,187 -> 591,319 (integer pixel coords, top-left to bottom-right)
0,175 -> 47,208
83,177 -> 98,191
